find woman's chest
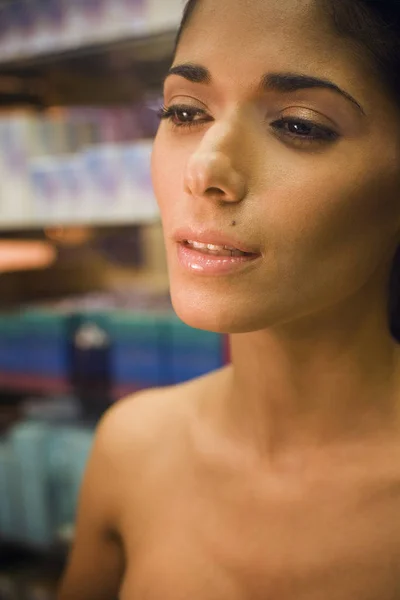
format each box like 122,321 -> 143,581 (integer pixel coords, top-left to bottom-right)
119,474 -> 400,600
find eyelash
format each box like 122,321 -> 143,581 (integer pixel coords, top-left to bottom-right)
157,104 -> 339,144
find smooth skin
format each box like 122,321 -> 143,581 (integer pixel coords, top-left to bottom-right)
58,0 -> 400,598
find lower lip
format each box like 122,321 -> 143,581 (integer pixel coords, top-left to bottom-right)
176,243 -> 261,275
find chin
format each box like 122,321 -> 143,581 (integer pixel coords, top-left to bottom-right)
169,280 -> 270,334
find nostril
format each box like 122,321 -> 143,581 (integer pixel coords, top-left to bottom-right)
205,187 -> 225,196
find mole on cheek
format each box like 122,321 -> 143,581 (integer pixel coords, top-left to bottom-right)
231,221 -> 237,227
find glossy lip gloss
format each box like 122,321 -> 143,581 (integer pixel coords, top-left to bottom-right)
173,230 -> 261,276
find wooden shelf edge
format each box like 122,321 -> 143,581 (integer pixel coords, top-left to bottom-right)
0,28 -> 177,73
0,215 -> 160,233
0,372 -> 145,400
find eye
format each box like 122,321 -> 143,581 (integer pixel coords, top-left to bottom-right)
271,117 -> 339,143
158,104 -> 211,129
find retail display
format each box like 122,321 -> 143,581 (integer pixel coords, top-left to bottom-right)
0,298 -> 227,396
0,105 -> 161,227
0,395 -> 94,549
0,0 -> 182,63
0,0 -> 227,593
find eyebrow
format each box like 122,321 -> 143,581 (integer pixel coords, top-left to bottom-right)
166,63 -> 365,115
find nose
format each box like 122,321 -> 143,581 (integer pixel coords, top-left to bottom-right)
184,150 -> 247,204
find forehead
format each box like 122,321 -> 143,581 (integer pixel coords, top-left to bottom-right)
174,0 -> 376,98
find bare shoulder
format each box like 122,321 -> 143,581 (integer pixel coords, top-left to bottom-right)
97,365 -> 231,465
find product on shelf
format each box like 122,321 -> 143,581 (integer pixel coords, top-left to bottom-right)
0,103 -> 160,228
0,292 -> 228,398
0,402 -> 94,550
0,113 -> 48,225
0,309 -> 70,381
0,292 -> 229,552
0,0 -> 182,62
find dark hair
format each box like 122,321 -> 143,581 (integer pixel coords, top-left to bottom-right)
174,0 -> 400,340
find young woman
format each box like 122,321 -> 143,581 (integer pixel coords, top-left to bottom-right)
58,1 -> 400,598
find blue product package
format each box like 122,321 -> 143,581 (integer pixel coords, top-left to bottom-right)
22,310 -> 69,379
0,314 -> 12,373
110,311 -> 161,389
0,312 -> 27,374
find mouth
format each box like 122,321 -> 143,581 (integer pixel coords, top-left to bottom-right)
174,231 -> 261,276
183,240 -> 257,258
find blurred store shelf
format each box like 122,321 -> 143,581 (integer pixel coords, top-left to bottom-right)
0,1 -> 197,584
0,373 -> 71,395
0,372 -> 142,399
0,0 -> 180,71
0,110 -> 160,230
0,213 -> 159,232
0,0 -> 178,231
0,29 -> 177,72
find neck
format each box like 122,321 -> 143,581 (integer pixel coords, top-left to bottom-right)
223,283 -> 400,458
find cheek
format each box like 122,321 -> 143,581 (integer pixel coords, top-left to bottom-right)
152,133 -> 186,222
260,154 -> 400,267
251,152 -> 400,318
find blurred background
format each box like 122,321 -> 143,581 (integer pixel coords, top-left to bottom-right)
0,1 -> 229,597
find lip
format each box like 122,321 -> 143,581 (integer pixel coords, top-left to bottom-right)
176,244 -> 261,276
173,228 -> 260,255
173,228 -> 262,276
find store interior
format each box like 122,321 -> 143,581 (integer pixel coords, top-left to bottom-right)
0,1 -> 228,597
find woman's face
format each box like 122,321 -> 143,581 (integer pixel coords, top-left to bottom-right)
152,0 -> 400,334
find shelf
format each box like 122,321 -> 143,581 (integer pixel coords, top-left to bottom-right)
0,213 -> 160,232
0,28 -> 177,74
0,372 -> 143,400
0,0 -> 183,73
0,372 -> 72,395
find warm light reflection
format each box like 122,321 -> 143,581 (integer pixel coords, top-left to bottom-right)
45,226 -> 93,246
0,241 -> 57,273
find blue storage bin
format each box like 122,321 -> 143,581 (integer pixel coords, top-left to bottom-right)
19,310 -> 69,379
110,311 -> 162,388
0,311 -> 27,374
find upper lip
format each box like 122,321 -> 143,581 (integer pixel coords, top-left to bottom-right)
173,228 -> 261,255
